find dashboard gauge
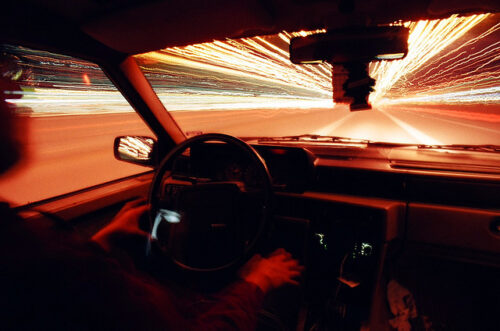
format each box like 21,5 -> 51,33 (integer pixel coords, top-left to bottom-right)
225,162 -> 244,180
244,165 -> 265,188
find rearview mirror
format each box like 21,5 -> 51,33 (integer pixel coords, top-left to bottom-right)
114,136 -> 157,167
290,26 -> 409,64
290,26 -> 409,111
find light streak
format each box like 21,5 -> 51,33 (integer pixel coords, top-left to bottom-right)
371,14 -> 499,105
379,86 -> 500,104
135,31 -> 333,111
136,13 -> 498,112
82,73 -> 91,86
5,13 -> 498,128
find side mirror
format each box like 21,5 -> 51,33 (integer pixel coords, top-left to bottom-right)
114,136 -> 157,167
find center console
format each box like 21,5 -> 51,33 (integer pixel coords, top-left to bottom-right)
270,192 -> 404,330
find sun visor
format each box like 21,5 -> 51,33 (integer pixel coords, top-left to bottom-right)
82,0 -> 275,55
82,0 -> 499,55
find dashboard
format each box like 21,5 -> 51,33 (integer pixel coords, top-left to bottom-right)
30,137 -> 499,330
182,141 -> 403,327
188,142 -> 314,192
183,141 -> 500,328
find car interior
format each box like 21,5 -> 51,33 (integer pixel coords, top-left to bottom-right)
1,1 -> 499,330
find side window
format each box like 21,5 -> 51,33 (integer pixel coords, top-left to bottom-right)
0,45 -> 155,206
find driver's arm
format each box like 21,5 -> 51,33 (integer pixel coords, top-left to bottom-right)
192,249 -> 303,331
91,198 -> 149,255
91,199 -> 304,330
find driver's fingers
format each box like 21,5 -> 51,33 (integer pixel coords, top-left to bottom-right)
269,248 -> 292,259
114,205 -> 149,228
271,254 -> 298,267
288,270 -> 302,278
116,198 -> 148,218
288,264 -> 305,272
125,205 -> 149,220
278,258 -> 301,268
282,264 -> 304,277
123,197 -> 148,209
132,203 -> 149,212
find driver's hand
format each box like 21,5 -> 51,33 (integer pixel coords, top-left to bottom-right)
239,248 -> 304,294
91,198 -> 149,253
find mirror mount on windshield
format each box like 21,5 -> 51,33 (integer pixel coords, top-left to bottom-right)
332,61 -> 376,111
290,26 -> 409,111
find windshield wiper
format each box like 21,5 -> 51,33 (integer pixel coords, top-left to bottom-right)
418,144 -> 500,153
257,136 -> 500,152
258,134 -> 370,144
257,134 -> 412,147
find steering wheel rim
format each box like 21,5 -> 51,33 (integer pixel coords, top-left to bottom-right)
148,133 -> 273,273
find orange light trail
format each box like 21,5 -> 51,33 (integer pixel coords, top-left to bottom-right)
82,73 -> 91,86
372,14 -> 499,105
136,30 -> 333,110
7,14 -> 498,117
136,14 -> 497,111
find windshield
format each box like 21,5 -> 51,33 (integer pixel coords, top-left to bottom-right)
135,13 -> 500,145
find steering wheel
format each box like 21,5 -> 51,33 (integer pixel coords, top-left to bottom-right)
148,133 -> 272,273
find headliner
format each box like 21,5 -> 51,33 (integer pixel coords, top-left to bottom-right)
1,0 -> 499,56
